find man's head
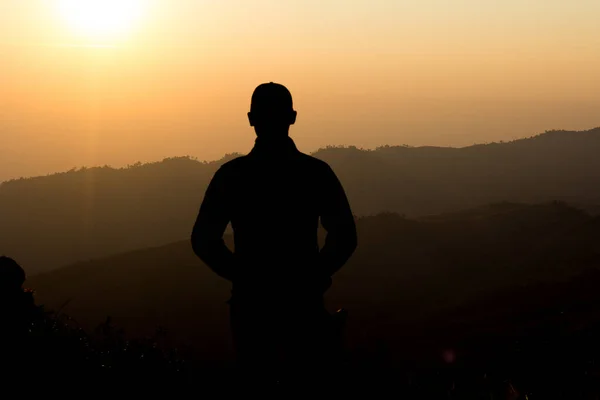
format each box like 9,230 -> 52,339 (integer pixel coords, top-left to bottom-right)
248,82 -> 297,139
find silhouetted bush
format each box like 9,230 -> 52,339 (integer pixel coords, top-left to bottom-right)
1,296 -> 190,388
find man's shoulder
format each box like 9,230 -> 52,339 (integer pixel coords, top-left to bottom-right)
220,155 -> 249,168
216,155 -> 251,174
296,151 -> 332,171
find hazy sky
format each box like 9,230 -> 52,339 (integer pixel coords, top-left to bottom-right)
1,0 -> 599,182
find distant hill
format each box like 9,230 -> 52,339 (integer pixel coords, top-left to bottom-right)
27,202 -> 600,361
3,127 -> 600,275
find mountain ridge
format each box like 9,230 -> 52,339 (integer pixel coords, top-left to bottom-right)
2,127 -> 600,275
3,127 -> 598,185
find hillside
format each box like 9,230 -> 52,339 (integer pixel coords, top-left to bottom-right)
4,127 -> 600,275
27,202 -> 600,363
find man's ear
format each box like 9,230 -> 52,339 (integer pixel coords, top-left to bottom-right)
290,110 -> 297,125
248,112 -> 254,127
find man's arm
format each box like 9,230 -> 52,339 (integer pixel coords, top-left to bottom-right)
191,167 -> 237,281
319,165 -> 358,277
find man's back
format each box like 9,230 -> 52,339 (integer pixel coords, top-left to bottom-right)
192,136 -> 356,299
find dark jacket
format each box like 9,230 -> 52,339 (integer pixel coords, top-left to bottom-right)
191,136 -> 357,299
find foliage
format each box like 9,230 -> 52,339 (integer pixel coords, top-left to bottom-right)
1,295 -> 190,388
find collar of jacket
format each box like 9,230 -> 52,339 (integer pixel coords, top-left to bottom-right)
249,135 -> 299,157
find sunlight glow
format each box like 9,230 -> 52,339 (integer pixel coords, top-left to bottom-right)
57,0 -> 144,39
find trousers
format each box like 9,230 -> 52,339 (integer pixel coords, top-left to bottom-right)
228,293 -> 343,386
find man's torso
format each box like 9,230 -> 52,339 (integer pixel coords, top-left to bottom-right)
217,141 -> 332,296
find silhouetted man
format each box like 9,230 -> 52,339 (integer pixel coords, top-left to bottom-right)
191,82 -> 357,385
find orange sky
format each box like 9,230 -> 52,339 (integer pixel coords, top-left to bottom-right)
1,0 -> 599,181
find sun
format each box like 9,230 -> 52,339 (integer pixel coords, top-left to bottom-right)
57,0 -> 144,39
